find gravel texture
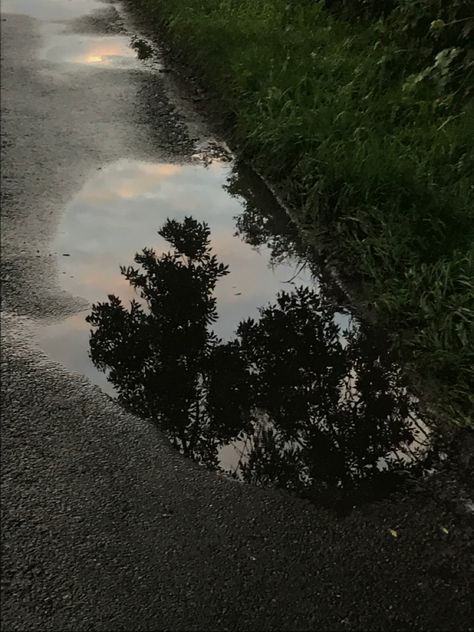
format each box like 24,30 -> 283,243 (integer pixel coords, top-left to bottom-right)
1,5 -> 473,631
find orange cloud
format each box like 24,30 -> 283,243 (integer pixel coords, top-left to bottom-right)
81,163 -> 184,203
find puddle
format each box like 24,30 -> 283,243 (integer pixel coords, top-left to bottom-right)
40,30 -> 139,68
38,159 -> 430,509
8,0 -> 431,509
2,0 -> 157,70
41,159 -> 314,337
39,159 -> 315,395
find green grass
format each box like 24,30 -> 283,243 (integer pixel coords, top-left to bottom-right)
133,0 -> 474,426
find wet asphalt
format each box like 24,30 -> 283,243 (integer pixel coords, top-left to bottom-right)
1,5 -> 473,632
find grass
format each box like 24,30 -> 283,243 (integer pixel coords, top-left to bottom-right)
132,0 -> 474,426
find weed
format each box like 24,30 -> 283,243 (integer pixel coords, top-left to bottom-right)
134,0 -> 474,425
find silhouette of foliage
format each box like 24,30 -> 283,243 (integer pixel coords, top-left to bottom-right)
86,217 -> 233,467
130,36 -> 154,60
87,216 -> 427,507
225,164 -> 302,265
228,164 -> 353,310
235,287 -> 419,507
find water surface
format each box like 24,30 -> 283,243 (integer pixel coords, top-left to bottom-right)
19,0 -> 430,508
39,158 -> 314,387
38,159 -> 429,508
40,30 -> 138,68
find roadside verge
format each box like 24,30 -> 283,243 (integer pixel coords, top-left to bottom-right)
128,0 -> 474,427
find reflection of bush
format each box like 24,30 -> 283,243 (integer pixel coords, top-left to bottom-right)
87,217 -> 233,468
236,287 -> 418,503
87,217 -> 425,506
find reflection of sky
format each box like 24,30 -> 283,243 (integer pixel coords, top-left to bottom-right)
41,34 -> 138,68
54,159 -> 313,340
1,0 -> 102,20
38,158 -> 312,408
39,312 -> 115,395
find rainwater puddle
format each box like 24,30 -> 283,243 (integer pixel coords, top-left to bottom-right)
40,31 -> 138,68
3,0 -> 155,71
12,0 -> 430,508
38,158 -> 430,509
44,159 -> 314,334
39,159 -> 314,393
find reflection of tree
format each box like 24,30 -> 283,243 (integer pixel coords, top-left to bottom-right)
227,162 -> 352,310
87,217 -> 425,508
225,162 -> 303,265
236,288 -> 418,507
130,37 -> 153,60
86,217 -> 245,468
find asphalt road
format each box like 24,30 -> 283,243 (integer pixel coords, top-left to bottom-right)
1,4 -> 473,631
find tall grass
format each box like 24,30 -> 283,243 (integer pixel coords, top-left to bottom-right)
134,0 -> 474,426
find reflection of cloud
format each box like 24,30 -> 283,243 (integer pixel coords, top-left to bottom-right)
37,313 -> 116,396
80,267 -> 135,299
85,55 -> 104,64
211,231 -> 288,303
142,164 -> 182,177
57,312 -> 91,333
75,41 -> 133,65
82,163 -> 183,203
56,159 -> 306,341
71,39 -> 133,64
43,35 -> 137,68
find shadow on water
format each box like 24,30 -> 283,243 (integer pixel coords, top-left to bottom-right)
85,176 -> 432,512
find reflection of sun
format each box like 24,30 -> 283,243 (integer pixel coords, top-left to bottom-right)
79,41 -> 132,65
143,164 -> 181,177
85,54 -> 104,64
